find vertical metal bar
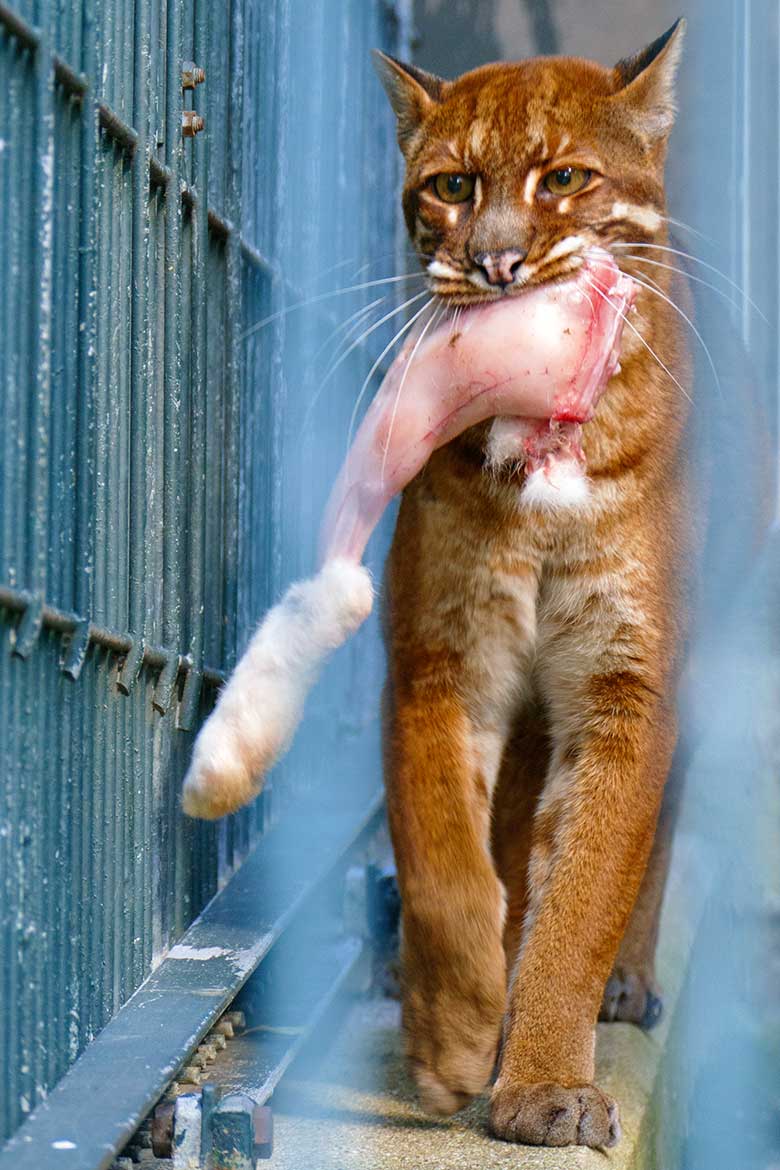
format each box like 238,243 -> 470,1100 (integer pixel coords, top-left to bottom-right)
109,0 -> 134,1013
162,0 -> 183,652
24,0 -> 55,1120
222,0 -> 244,682
187,0 -> 208,700
217,0 -> 247,876
0,30 -> 16,594
29,1 -> 54,597
147,0 -> 167,965
69,0 -> 98,1089
74,11 -> 97,619
130,0 -> 152,994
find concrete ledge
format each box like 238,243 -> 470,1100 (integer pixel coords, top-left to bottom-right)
267,833 -> 708,1170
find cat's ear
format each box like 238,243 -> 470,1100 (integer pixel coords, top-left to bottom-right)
372,51 -> 443,152
613,18 -> 686,141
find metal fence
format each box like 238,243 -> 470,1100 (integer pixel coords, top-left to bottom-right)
0,0 -> 408,1149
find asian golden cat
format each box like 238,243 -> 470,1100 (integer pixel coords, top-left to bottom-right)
376,21 -> 691,1148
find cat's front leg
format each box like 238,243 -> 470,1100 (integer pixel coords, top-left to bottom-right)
385,679 -> 508,1114
490,620 -> 677,1148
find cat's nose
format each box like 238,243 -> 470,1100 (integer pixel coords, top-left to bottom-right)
473,248 -> 527,288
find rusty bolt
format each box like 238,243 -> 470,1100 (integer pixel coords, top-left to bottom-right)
181,61 -> 206,89
151,1102 -> 175,1158
253,1105 -> 274,1160
212,1019 -> 234,1039
180,1064 -> 202,1084
208,1030 -> 228,1050
224,1010 -> 246,1031
182,110 -> 205,138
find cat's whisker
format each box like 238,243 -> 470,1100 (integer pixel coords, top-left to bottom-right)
348,248 -> 433,281
346,296 -> 435,453
241,272 -> 428,342
658,214 -> 714,245
585,277 -> 694,406
319,287 -> 420,376
310,296 -> 387,372
318,298 -> 389,370
612,241 -> 769,326
302,301 -> 390,432
578,284 -> 597,318
305,290 -> 432,428
627,271 -> 723,400
619,253 -> 744,318
311,248 -> 428,287
380,303 -> 442,491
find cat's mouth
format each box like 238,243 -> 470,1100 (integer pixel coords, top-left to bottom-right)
426,253 -> 588,306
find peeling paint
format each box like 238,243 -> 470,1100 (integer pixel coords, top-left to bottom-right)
167,945 -> 231,962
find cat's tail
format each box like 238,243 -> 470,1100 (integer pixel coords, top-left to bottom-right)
181,558 -> 373,820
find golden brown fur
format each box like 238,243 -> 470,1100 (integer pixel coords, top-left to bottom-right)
376,22 -> 696,1148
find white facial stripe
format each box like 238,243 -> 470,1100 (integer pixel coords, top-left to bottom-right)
427,259 -> 462,281
610,202 -> 663,233
467,120 -> 488,158
524,167 -> 542,206
544,235 -> 585,264
473,174 -> 483,213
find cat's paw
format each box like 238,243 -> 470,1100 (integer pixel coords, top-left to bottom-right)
599,965 -> 663,1031
403,973 -> 503,1115
490,1081 -> 621,1148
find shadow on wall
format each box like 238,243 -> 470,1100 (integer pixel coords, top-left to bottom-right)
414,0 -> 681,74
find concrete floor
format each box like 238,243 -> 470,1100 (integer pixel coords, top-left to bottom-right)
266,835 -> 708,1170
269,994 -> 663,1170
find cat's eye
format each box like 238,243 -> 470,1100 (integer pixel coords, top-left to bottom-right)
432,173 -> 476,204
542,166 -> 592,197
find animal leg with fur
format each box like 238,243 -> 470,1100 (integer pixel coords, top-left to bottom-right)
490,610 -> 677,1148
600,755 -> 685,1029
384,677 -> 507,1115
490,708 -> 551,978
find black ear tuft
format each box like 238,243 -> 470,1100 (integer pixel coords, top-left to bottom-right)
372,51 -> 443,103
613,19 -> 686,140
372,50 -> 444,152
616,18 -> 686,87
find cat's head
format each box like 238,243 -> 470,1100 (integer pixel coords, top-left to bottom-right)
374,21 -> 685,304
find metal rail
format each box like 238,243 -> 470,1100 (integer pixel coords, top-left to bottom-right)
0,584 -> 225,725
0,788 -> 384,1170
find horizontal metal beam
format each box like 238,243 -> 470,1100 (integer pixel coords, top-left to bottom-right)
0,787 -> 384,1170
0,583 -> 225,725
